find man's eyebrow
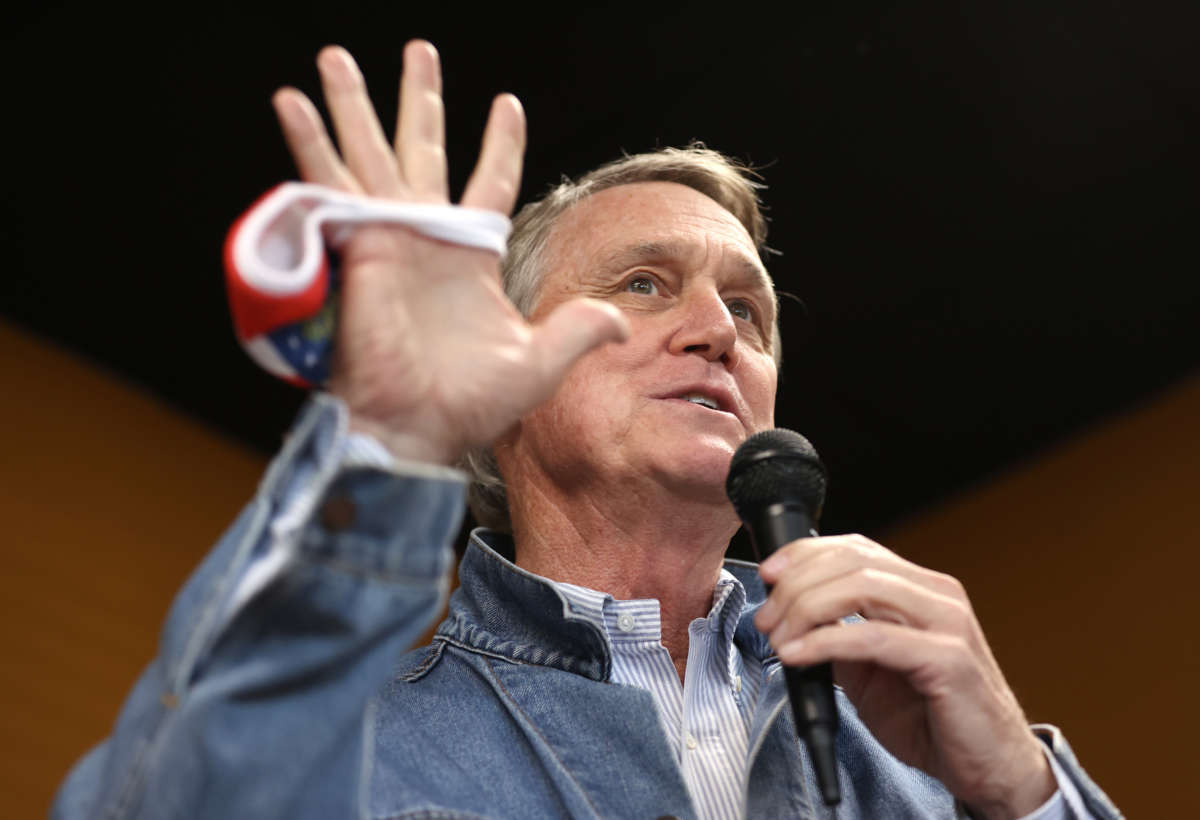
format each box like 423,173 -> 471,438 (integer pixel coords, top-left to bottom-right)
603,240 -> 776,296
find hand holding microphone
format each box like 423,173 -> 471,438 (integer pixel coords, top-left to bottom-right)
729,429 -> 1059,817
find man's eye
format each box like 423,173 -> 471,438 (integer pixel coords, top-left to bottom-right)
627,276 -> 658,295
728,300 -> 754,321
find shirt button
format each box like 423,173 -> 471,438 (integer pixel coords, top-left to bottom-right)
685,733 -> 698,750
617,613 -> 636,632
733,674 -> 743,693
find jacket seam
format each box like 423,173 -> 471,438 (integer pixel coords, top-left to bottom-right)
481,656 -> 603,819
106,499 -> 274,818
434,636 -> 540,669
398,640 -> 447,682
295,549 -> 448,585
105,732 -> 155,820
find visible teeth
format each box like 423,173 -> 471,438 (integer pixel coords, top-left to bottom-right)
684,394 -> 719,410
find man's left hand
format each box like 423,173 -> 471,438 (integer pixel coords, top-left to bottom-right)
756,534 -> 1056,820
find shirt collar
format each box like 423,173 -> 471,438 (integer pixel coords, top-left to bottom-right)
436,529 -> 773,682
552,569 -> 746,649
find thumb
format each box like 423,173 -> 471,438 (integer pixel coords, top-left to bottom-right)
529,297 -> 629,390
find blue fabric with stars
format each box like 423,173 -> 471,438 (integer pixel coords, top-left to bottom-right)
264,262 -> 341,386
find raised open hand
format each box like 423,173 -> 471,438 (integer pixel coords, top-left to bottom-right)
271,42 -> 628,464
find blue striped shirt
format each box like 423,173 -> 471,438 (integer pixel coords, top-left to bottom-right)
553,572 -> 762,820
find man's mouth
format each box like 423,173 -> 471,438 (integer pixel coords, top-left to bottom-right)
680,393 -> 721,411
656,384 -> 741,423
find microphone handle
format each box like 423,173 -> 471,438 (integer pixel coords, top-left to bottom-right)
749,503 -> 842,807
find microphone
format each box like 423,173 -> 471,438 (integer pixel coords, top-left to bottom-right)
726,429 -> 840,807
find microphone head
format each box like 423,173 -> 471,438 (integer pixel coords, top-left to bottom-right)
726,428 -> 827,522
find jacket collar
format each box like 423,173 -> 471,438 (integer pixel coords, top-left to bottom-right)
435,529 -> 775,682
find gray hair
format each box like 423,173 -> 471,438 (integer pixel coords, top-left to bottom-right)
462,143 -> 778,533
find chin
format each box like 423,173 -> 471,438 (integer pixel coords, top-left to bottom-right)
648,434 -> 739,504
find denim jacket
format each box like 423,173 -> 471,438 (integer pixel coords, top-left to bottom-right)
54,397 -> 1122,819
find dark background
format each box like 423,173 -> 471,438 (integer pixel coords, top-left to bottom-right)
5,1 -> 1198,542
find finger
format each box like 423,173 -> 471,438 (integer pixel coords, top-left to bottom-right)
395,40 -> 449,202
758,535 -> 823,585
272,87 -> 360,191
756,537 -> 900,628
760,534 -> 893,584
316,45 -> 405,197
462,93 -> 526,213
526,298 -> 630,402
776,620 -> 969,692
760,533 -> 962,600
758,566 -> 966,646
757,537 -> 966,637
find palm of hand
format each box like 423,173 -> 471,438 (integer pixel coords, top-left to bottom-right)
332,225 -> 542,462
273,43 -> 626,464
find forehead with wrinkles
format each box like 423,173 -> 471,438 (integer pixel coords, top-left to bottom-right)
539,181 -> 775,304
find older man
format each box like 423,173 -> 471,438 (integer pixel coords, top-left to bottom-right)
55,42 -> 1119,819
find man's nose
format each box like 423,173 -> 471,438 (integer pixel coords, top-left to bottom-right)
668,288 -> 739,366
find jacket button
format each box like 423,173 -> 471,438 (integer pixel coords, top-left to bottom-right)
320,495 -> 357,531
655,816 -> 681,820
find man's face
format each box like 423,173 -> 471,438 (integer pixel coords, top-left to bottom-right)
510,181 -> 779,506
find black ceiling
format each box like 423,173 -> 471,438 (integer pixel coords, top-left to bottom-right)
5,2 -> 1198,539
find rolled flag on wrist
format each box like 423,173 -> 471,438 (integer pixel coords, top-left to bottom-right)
223,182 -> 511,388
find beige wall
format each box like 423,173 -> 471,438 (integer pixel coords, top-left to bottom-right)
3,318 -> 1195,815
